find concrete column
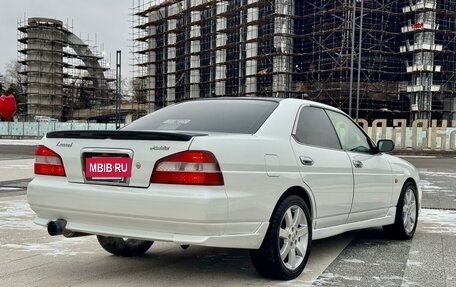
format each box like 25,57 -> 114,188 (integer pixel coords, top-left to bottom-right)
246,1 -> 259,96
215,1 -> 228,96
147,10 -> 163,112
189,10 -> 201,99
147,22 -> 157,112
167,18 -> 177,104
272,0 -> 293,97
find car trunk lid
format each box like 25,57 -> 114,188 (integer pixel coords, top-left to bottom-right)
40,130 -> 206,188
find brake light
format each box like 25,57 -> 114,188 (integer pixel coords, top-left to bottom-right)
34,145 -> 66,176
151,151 -> 224,185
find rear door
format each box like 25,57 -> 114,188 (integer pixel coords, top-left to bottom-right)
290,106 -> 354,229
325,110 -> 393,222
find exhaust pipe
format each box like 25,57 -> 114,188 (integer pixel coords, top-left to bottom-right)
47,219 -> 91,238
47,219 -> 66,236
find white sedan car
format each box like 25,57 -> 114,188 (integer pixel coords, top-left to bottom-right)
27,98 -> 421,280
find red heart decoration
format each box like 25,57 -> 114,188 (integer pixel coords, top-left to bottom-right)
0,95 -> 17,121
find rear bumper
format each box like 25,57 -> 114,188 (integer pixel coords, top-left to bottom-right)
27,176 -> 268,249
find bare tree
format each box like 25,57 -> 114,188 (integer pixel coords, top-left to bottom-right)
130,78 -> 147,103
0,74 -> 5,94
4,60 -> 22,85
3,59 -> 26,117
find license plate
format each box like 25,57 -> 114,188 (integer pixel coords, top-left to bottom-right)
85,157 -> 132,179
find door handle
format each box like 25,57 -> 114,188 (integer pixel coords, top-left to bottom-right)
300,156 -> 314,166
353,160 -> 363,168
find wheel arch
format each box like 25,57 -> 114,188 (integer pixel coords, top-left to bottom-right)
403,177 -> 420,202
271,186 -> 315,222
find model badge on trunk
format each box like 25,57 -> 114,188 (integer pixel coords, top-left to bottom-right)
150,146 -> 170,151
56,141 -> 73,147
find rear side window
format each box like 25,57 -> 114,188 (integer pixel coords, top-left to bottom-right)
123,100 -> 278,134
294,106 -> 341,150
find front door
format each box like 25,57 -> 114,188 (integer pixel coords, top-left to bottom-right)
326,110 -> 393,223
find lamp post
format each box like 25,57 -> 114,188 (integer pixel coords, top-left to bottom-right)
355,0 -> 364,121
349,0 -> 356,117
349,0 -> 364,120
115,50 -> 121,129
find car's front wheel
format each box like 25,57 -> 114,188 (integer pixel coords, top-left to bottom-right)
97,235 -> 153,257
383,181 -> 419,239
250,195 -> 312,280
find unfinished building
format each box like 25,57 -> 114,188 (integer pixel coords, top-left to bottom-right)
132,0 -> 456,123
18,17 -> 116,122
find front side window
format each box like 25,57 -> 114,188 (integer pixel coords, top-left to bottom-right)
326,110 -> 373,154
294,106 -> 341,150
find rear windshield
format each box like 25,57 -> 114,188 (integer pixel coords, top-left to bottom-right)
122,99 -> 278,134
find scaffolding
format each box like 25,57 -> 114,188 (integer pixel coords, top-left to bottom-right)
18,17 -> 117,122
131,0 -> 295,112
298,0 -> 405,120
401,0 -> 456,122
132,0 -> 456,123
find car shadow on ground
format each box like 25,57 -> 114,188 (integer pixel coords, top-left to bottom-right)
43,232 -> 362,285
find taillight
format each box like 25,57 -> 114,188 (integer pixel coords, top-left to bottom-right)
34,145 -> 66,176
151,151 -> 224,186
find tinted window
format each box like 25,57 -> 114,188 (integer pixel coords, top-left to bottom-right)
326,110 -> 373,154
294,107 -> 341,150
122,100 -> 278,134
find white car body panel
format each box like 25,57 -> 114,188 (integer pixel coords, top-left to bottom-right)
290,139 -> 354,228
383,154 -> 422,211
345,152 -> 393,223
27,98 -> 422,250
55,139 -> 193,187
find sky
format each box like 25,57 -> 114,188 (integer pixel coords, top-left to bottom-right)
0,0 -> 135,80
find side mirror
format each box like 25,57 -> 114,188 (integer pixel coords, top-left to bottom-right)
377,139 -> 395,153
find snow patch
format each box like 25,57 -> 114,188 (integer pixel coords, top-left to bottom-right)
0,200 -> 40,230
420,180 -> 442,191
341,259 -> 365,264
0,139 -> 39,146
0,187 -> 22,191
313,272 -> 361,286
0,164 -> 32,170
406,260 -> 422,267
419,209 -> 456,236
420,171 -> 456,178
1,238 -> 93,256
402,277 -> 421,287
372,276 -> 403,281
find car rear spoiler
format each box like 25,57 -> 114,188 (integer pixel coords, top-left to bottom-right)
46,130 -> 206,141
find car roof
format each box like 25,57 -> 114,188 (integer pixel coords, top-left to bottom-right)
185,97 -> 345,115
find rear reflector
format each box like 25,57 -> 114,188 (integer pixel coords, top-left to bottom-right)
151,151 -> 223,186
34,145 -> 66,176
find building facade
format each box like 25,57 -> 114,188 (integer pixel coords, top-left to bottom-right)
133,0 -> 456,123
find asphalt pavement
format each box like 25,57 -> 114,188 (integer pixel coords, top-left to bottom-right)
0,145 -> 455,286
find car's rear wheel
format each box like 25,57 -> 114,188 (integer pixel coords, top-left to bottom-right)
97,235 -> 153,257
250,195 -> 312,280
383,182 -> 418,239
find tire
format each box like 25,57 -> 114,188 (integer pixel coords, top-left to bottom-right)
97,235 -> 153,257
250,195 -> 312,280
383,182 -> 418,240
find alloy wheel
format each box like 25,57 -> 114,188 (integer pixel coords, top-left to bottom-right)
402,188 -> 417,234
278,205 -> 309,270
